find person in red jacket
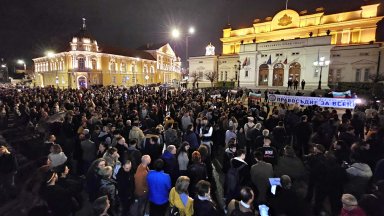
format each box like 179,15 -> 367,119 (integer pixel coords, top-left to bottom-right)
340,194 -> 367,216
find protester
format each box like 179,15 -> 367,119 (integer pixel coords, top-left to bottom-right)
147,159 -> 172,216
169,176 -> 194,216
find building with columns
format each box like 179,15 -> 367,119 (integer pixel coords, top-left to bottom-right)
221,3 -> 384,89
33,20 -> 181,88
137,43 -> 182,85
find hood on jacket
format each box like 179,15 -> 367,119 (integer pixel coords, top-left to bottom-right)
347,163 -> 373,178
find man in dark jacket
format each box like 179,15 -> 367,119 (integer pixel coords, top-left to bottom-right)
161,145 -> 178,184
256,137 -> 278,166
98,166 -> 118,214
359,180 -> 384,216
222,142 -> 236,174
116,161 -> 135,216
295,115 -> 312,157
126,139 -> 142,172
272,121 -> 287,152
0,145 -> 18,198
268,175 -> 311,216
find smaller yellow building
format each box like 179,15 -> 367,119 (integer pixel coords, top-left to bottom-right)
33,20 -> 181,88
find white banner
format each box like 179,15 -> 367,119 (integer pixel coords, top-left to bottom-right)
268,94 -> 358,109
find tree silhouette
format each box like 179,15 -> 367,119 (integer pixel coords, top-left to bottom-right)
190,72 -> 201,88
205,71 -> 218,87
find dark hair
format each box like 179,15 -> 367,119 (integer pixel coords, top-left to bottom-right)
196,180 -> 211,196
278,121 -> 284,126
84,133 -> 91,140
154,159 -> 164,171
93,195 -> 109,215
187,124 -> 193,131
129,139 -> 138,146
253,150 -> 263,161
229,143 -> 236,149
236,149 -> 245,157
51,144 -> 62,154
240,187 -> 254,203
107,147 -> 117,155
177,141 -> 190,155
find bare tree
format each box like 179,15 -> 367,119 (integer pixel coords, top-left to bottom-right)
205,71 -> 218,87
369,72 -> 384,97
190,72 -> 201,88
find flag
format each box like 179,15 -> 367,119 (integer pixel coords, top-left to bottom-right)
267,55 -> 272,65
283,57 -> 288,64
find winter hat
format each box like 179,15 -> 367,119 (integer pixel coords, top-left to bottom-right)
341,194 -> 358,206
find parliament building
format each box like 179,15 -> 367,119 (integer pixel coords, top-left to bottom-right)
189,3 -> 384,89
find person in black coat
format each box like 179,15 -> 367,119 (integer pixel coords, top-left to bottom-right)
187,151 -> 208,196
194,180 -> 220,216
222,142 -> 236,174
268,175 -> 311,216
40,171 -> 77,216
295,115 -> 312,157
0,145 -> 18,197
116,161 -> 135,216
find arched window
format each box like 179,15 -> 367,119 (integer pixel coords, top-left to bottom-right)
110,60 -> 116,71
121,62 -> 126,72
78,57 -> 85,70
91,59 -> 97,70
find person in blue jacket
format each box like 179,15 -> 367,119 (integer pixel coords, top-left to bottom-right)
146,158 -> 172,216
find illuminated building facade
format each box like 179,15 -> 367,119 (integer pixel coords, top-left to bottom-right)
33,20 -> 181,88
221,3 -> 384,88
137,43 -> 182,85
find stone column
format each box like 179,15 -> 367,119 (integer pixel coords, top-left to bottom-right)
268,67 -> 273,86
283,66 -> 289,87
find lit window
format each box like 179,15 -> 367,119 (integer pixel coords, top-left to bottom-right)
355,69 -> 361,82
78,57 -> 85,70
364,68 -> 370,82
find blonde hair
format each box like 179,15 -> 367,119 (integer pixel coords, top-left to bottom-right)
175,176 -> 190,194
99,166 -> 113,178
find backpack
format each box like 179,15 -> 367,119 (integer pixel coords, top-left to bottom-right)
225,161 -> 246,199
230,201 -> 254,216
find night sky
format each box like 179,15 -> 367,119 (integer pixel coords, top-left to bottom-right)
0,0 -> 382,67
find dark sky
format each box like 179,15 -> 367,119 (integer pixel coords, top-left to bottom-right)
0,0 -> 382,67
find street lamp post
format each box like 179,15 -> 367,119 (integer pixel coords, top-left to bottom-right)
313,56 -> 330,90
234,60 -> 241,87
171,27 -> 195,79
1,63 -> 8,83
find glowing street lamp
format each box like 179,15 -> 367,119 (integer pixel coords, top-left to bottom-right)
46,51 -> 55,58
171,26 -> 195,79
17,59 -> 26,70
171,28 -> 181,39
313,56 -> 330,90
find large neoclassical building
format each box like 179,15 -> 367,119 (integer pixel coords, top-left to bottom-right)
212,3 -> 384,89
190,4 -> 384,89
33,20 -> 181,88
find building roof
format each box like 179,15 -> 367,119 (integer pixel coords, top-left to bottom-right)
136,42 -> 168,51
100,46 -> 156,61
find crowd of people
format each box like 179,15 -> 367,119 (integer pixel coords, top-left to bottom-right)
0,85 -> 383,216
